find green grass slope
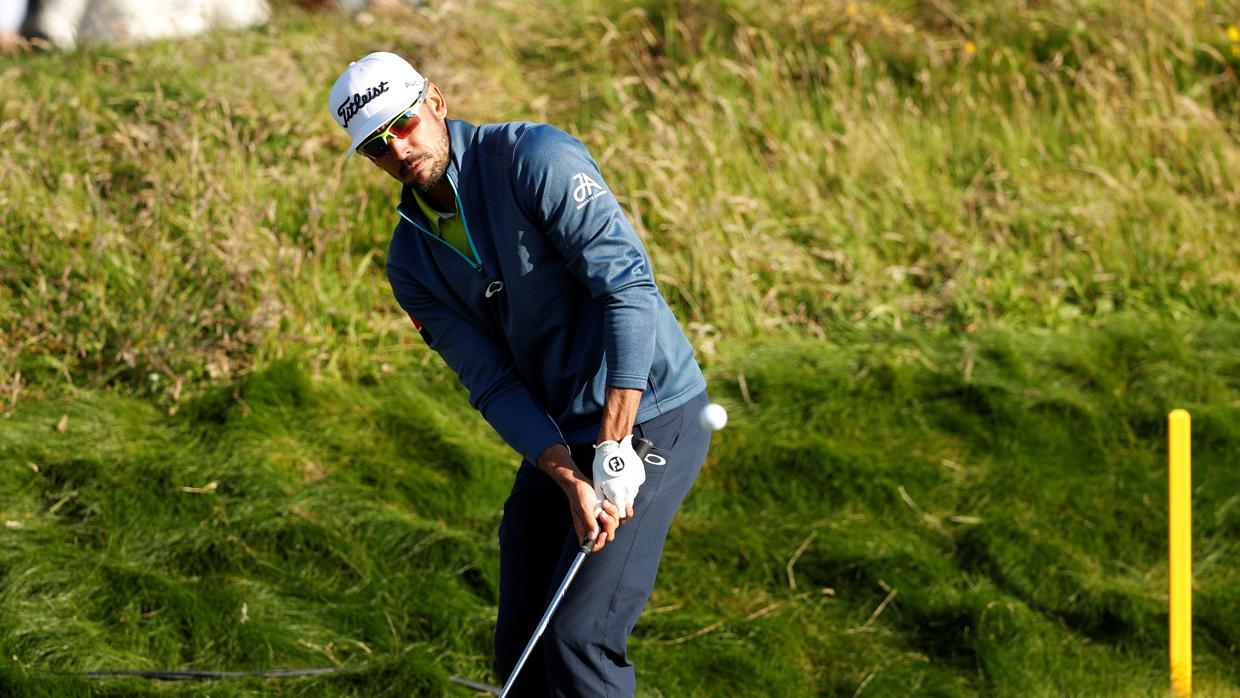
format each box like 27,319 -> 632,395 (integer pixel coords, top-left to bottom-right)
3,319 -> 1238,696
2,0 -> 1239,695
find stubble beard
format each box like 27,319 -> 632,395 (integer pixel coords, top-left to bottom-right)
407,128 -> 451,194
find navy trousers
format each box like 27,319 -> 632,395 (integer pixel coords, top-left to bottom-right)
495,391 -> 711,697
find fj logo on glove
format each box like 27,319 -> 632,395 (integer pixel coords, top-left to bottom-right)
606,456 -> 625,473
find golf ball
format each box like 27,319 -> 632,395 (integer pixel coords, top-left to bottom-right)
698,402 -> 728,431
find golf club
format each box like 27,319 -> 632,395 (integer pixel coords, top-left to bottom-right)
498,437 -> 655,697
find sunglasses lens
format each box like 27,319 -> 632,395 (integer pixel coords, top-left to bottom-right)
356,102 -> 421,159
389,110 -> 420,138
360,137 -> 389,159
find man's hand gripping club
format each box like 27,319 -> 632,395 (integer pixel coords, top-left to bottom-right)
536,444 -> 622,554
535,386 -> 648,553
535,436 -> 654,554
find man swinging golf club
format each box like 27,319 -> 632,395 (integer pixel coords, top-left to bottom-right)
329,52 -> 712,696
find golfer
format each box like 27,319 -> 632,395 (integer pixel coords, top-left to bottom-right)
329,52 -> 711,696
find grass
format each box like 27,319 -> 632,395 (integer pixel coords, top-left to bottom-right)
2,317 -> 1239,695
1,0 -> 1238,695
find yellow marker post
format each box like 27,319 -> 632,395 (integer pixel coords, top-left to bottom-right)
1168,409 -> 1191,697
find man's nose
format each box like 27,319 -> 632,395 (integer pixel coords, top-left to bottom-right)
390,135 -> 415,160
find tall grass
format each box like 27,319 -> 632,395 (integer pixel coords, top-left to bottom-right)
2,0 -> 1237,403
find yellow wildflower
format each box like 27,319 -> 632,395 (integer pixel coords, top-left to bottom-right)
964,40 -> 977,55
1232,43 -> 1240,57
1228,25 -> 1240,42
847,4 -> 858,16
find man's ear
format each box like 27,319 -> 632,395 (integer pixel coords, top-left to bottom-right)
426,83 -> 448,119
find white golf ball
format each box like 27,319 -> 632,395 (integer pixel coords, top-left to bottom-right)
698,402 -> 728,431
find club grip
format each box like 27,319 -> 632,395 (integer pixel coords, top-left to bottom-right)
634,436 -> 655,460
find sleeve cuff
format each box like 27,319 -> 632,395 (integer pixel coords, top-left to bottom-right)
606,373 -> 648,391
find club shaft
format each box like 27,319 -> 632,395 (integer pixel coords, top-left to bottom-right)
499,548 -> 589,697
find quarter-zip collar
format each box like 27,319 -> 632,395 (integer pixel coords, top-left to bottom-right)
396,119 -> 484,270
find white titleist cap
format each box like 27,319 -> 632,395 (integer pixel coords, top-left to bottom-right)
328,52 -> 426,159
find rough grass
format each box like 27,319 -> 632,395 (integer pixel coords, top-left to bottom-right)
2,0 -> 1239,695
2,317 -> 1239,696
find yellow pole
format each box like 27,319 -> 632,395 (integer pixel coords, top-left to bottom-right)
1168,409 -> 1192,697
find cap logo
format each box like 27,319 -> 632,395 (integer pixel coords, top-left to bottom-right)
336,81 -> 390,128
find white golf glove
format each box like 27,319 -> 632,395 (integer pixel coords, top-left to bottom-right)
592,435 -> 646,520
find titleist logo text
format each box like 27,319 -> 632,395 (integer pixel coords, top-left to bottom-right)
337,81 -> 389,127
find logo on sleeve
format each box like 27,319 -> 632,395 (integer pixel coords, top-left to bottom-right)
571,172 -> 607,209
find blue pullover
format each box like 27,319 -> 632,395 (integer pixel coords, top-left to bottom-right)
385,119 -> 707,464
